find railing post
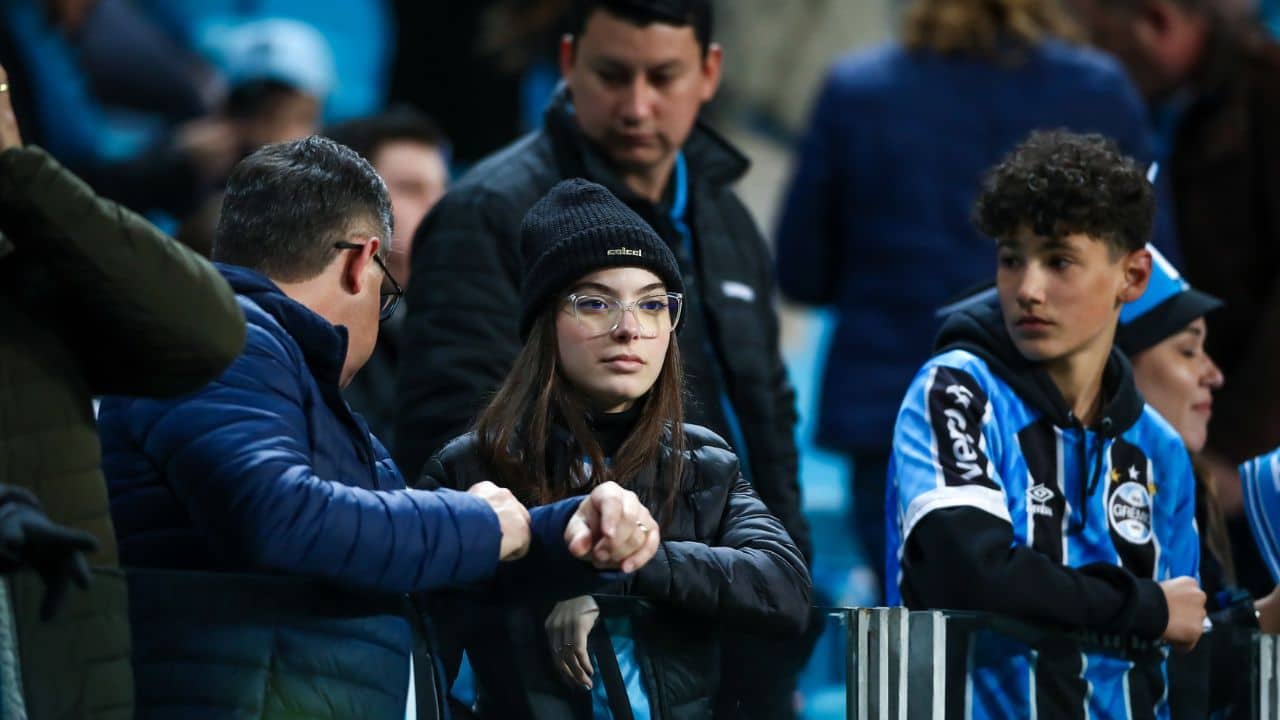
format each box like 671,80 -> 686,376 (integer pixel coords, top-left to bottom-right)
847,608 -> 947,720
1261,633 -> 1278,720
906,611 -> 946,719
0,578 -> 26,720
848,608 -> 870,720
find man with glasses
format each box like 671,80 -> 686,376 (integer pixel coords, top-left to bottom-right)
95,137 -> 662,718
334,239 -> 404,321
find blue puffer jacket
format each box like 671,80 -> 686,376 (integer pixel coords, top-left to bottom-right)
100,263 -> 503,585
98,264 -> 586,718
775,39 -> 1181,454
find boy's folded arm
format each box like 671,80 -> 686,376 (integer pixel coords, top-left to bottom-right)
902,506 -> 1169,640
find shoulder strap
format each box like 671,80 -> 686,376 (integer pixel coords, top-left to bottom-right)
589,624 -> 636,720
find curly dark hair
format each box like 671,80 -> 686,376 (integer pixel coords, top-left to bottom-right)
973,129 -> 1153,254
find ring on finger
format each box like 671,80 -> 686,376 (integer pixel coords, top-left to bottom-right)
636,520 -> 650,535
0,82 -> 9,94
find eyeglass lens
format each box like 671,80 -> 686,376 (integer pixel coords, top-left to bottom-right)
571,294 -> 682,337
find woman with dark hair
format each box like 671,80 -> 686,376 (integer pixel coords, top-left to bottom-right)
1116,245 -> 1280,713
420,178 -> 811,719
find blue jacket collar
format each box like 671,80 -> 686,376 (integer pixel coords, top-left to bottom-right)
216,263 -> 349,387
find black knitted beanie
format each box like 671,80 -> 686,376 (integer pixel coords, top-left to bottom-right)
519,179 -> 683,340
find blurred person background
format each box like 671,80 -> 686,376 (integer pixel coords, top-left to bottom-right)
771,0 -> 1177,604
1068,0 -> 1280,602
391,0 -> 571,166
0,0 -> 377,250
327,107 -> 452,448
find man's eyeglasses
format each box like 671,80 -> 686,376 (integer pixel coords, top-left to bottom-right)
564,292 -> 684,338
334,241 -> 403,321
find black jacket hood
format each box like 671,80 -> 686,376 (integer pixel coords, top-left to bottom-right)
934,303 -> 1144,438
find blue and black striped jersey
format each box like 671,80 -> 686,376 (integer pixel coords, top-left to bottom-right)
886,306 -> 1199,720
1242,448 -> 1280,586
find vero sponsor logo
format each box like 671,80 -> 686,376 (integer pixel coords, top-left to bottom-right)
945,384 -> 974,408
942,384 -> 984,481
929,371 -> 996,490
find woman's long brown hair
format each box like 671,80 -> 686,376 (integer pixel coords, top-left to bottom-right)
902,0 -> 1082,58
1193,455 -> 1237,585
472,307 -> 687,526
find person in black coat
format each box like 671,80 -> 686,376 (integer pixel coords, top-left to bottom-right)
419,179 -> 811,720
394,0 -> 811,566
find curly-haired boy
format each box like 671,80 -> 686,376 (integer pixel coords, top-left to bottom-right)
886,130 -> 1205,718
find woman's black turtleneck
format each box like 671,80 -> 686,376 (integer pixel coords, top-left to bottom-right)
587,403 -> 642,459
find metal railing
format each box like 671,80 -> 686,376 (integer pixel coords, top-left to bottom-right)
830,606 -> 1278,720
2,570 -> 1276,719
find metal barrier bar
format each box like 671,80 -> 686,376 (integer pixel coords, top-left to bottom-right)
834,604 -> 1280,717
840,607 -> 1280,720
0,579 -> 25,720
1262,633 -> 1278,720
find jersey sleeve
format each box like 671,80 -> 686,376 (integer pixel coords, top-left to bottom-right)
1241,447 -> 1280,584
892,362 -> 1010,543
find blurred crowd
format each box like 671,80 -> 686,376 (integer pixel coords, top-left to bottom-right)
3,0 -> 1280,718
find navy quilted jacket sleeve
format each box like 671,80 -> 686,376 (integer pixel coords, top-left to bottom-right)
114,324 -> 504,593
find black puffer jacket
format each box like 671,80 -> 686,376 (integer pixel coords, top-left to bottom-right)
418,424 -> 812,720
394,89 -> 811,561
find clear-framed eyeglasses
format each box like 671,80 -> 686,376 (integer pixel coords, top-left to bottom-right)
564,292 -> 684,338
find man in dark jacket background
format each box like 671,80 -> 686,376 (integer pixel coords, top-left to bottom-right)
326,107 -> 452,448
1069,0 -> 1280,598
395,1 -> 812,715
98,136 -> 660,719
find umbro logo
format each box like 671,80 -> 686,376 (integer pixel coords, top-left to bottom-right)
1027,484 -> 1055,517
1028,484 -> 1054,504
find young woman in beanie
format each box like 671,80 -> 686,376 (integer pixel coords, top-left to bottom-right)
1116,246 -> 1280,713
419,178 -> 811,720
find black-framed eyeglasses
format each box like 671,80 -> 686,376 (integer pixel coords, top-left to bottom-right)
334,241 -> 403,321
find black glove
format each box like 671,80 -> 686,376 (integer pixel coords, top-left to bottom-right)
0,486 -> 99,620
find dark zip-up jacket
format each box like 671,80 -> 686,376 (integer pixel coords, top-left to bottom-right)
419,423 -> 812,720
886,304 -> 1199,719
394,90 -> 811,561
